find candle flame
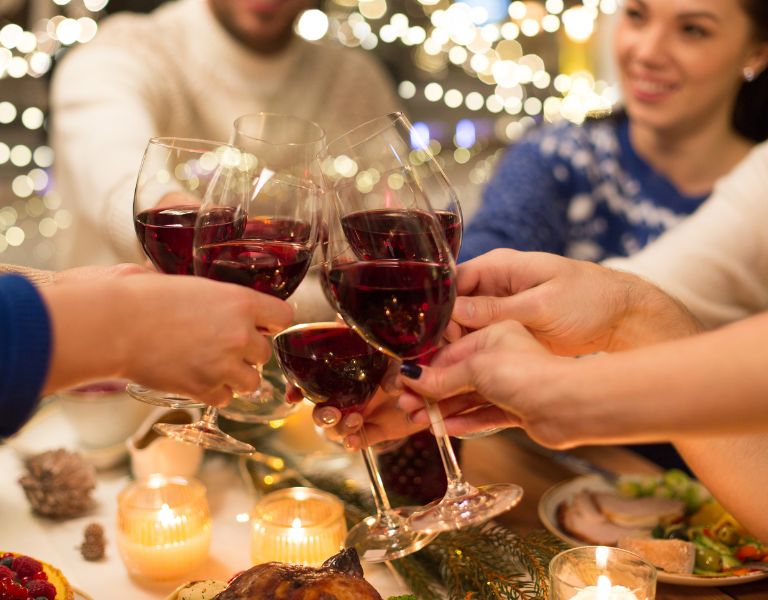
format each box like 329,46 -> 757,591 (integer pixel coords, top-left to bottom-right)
595,545 -> 610,569
596,575 -> 612,600
158,503 -> 176,527
291,517 -> 302,528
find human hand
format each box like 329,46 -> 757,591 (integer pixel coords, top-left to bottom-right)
398,321 -> 579,447
119,274 -> 293,407
285,360 -> 426,450
447,249 -> 698,355
53,263 -> 150,284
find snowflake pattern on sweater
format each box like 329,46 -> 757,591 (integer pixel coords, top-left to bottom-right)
460,115 -> 709,263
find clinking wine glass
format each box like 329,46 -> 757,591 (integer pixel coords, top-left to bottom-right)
273,322 -> 437,562
322,112 -> 523,533
129,137 -> 246,409
152,145 -> 258,454
215,113 -> 327,424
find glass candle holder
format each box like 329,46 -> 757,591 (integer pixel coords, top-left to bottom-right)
549,546 -> 657,600
251,487 -> 347,567
116,475 -> 211,580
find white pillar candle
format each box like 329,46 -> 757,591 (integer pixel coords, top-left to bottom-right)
117,476 -> 211,580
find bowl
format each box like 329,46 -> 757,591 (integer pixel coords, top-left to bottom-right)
55,380 -> 152,450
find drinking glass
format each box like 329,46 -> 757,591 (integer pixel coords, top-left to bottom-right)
274,322 -> 436,562
217,113 -> 326,424
153,144 -> 257,453
129,137 -> 245,409
322,112 -> 523,533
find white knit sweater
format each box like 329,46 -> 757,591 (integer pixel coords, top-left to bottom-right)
51,0 -> 401,268
605,141 -> 768,328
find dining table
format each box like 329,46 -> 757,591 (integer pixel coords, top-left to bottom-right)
2,400 -> 767,600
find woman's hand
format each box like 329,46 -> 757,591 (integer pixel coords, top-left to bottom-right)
398,320 -> 579,447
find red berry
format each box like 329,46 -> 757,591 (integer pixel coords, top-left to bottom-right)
25,580 -> 55,600
0,567 -> 13,581
2,581 -> 27,600
10,558 -> 41,580
28,573 -> 46,582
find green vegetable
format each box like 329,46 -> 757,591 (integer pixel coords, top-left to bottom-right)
717,524 -> 740,546
387,596 -> 417,600
695,547 -> 722,572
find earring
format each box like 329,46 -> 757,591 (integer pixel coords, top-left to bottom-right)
743,67 -> 756,82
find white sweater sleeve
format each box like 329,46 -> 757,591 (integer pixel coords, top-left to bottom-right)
604,142 -> 768,328
50,31 -> 165,264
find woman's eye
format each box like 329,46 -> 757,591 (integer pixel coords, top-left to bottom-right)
681,24 -> 709,38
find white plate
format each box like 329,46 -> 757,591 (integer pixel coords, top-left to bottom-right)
74,587 -> 94,600
538,475 -> 768,587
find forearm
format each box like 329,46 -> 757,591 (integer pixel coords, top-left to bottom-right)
674,435 -> 768,542
607,269 -> 704,351
40,280 -> 130,393
546,312 -> 768,445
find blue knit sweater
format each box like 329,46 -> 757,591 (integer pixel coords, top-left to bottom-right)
460,115 -> 709,263
0,274 -> 52,438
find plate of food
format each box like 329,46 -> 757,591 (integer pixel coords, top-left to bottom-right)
538,470 -> 768,587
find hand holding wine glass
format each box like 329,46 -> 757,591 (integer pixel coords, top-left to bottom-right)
129,137 -> 247,409
322,112 -> 522,533
274,322 -> 436,561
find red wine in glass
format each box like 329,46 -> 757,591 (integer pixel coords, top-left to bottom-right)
194,240 -> 312,300
341,208 -> 460,262
327,260 -> 455,359
273,323 -> 389,412
135,206 -> 244,275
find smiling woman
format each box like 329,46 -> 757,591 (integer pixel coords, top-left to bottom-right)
461,0 -> 768,269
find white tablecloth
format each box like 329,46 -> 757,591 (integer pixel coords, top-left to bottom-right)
0,405 -> 410,599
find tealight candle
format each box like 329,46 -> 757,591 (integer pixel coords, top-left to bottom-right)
116,475 -> 211,580
250,487 -> 347,567
549,546 -> 656,600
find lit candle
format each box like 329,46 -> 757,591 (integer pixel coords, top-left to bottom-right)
549,546 -> 656,600
117,475 -> 211,580
250,487 -> 347,566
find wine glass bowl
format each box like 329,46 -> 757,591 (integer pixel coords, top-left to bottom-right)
274,322 -> 436,561
129,137 -> 248,410
322,112 -> 522,533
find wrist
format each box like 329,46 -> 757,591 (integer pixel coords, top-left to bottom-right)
607,271 -> 702,351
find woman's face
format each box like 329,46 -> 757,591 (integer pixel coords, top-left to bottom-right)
614,0 -> 766,135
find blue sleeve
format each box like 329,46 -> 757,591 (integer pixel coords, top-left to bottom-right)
459,135 -> 570,263
0,274 -> 52,438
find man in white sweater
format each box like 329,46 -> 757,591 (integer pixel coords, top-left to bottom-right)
604,141 -> 768,328
50,0 -> 401,270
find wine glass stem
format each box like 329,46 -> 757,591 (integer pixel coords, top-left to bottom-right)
423,399 -> 475,499
358,427 -> 401,529
200,406 -> 220,431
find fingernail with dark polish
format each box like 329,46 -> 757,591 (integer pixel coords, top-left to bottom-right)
400,363 -> 422,379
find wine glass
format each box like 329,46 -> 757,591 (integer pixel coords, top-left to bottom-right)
217,113 -> 326,424
152,144 -> 257,454
273,322 -> 436,562
322,112 -> 523,533
129,137 -> 245,409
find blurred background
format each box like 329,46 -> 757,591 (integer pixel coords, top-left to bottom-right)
0,0 -> 620,269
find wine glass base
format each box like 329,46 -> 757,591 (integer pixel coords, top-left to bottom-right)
345,506 -> 437,563
153,422 -> 255,454
407,483 -> 524,534
219,395 -> 301,424
125,383 -> 206,409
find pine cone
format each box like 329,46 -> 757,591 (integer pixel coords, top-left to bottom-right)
18,449 -> 96,518
80,521 -> 106,561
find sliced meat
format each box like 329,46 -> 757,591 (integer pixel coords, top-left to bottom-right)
592,492 -> 685,528
558,490 -> 639,546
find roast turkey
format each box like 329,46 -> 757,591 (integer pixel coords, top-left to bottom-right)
212,548 -> 383,600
